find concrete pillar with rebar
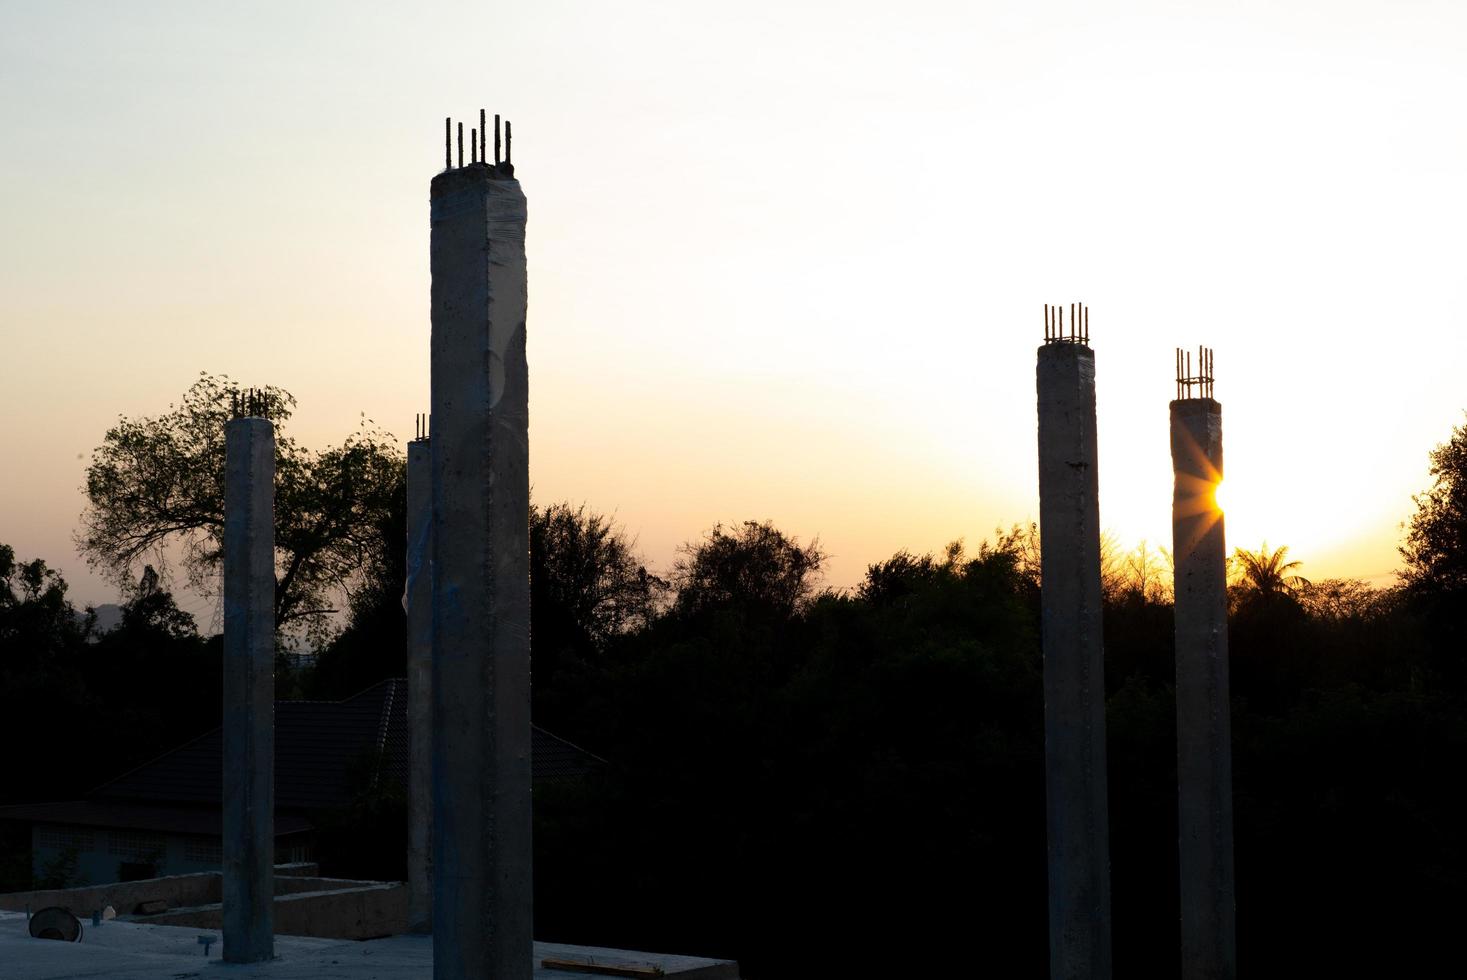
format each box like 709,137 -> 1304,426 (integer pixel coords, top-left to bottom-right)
1170,348 -> 1236,980
1036,302 -> 1112,980
222,403 -> 275,964
406,422 -> 433,934
430,113 -> 532,980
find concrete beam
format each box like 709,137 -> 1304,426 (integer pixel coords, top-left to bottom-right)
429,162 -> 532,979
1170,398 -> 1236,980
222,415 -> 275,964
1036,341 -> 1112,979
406,436 -> 432,933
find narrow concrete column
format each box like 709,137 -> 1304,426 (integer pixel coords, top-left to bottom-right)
430,149 -> 532,978
222,413 -> 275,964
405,432 -> 433,933
1170,393 -> 1236,980
1036,306 -> 1112,980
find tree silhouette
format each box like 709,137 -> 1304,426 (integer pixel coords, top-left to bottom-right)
1400,414 -> 1467,685
77,372 -> 403,640
1401,414 -> 1467,595
670,520 -> 826,617
1230,542 -> 1309,606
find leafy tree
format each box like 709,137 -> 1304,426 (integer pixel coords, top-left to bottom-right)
1121,540 -> 1172,605
1401,415 -> 1467,595
300,463 -> 407,700
671,516 -> 833,616
1297,577 -> 1384,623
0,545 -> 95,804
77,373 -> 404,641
85,569 -> 216,775
530,502 -> 665,730
1400,415 -> 1467,686
0,545 -> 91,655
670,520 -> 826,617
558,526 -> 1046,976
111,565 -> 200,639
1099,530 -> 1127,600
533,502 -> 666,651
1102,539 -> 1175,690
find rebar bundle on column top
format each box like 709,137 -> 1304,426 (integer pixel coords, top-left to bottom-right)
1176,347 -> 1215,400
231,389 -> 269,420
1043,303 -> 1090,346
442,109 -> 513,174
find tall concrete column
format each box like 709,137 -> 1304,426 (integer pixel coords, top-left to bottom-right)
222,409 -> 275,964
1170,350 -> 1236,980
406,427 -> 433,934
429,117 -> 532,980
1036,304 -> 1112,980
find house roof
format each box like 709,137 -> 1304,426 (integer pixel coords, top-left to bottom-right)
0,800 -> 312,838
0,680 -> 603,839
92,679 -> 601,812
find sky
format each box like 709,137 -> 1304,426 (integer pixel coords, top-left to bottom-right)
2,0 -> 1465,619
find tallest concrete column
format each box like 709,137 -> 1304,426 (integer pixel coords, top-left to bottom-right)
1036,303 -> 1112,980
429,116 -> 532,980
1170,349 -> 1236,980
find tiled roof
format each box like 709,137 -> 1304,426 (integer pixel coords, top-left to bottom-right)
86,680 -> 601,812
0,800 -> 312,838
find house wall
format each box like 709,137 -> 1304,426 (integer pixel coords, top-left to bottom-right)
29,823 -> 310,887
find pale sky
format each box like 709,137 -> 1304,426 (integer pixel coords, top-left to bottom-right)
2,0 -> 1464,618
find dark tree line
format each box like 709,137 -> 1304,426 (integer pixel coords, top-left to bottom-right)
4,383 -> 1467,976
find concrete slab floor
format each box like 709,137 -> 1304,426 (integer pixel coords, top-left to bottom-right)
0,913 -> 739,980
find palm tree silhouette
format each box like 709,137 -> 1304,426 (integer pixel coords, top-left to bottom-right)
1230,542 -> 1310,602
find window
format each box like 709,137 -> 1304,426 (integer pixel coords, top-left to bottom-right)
36,825 -> 94,851
184,836 -> 222,865
276,841 -> 312,865
108,830 -> 166,861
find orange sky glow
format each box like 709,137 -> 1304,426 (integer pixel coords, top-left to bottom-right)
2,1 -> 1464,622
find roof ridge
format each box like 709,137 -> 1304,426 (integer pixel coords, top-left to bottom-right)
369,679 -> 400,792
340,677 -> 403,704
86,724 -> 222,799
530,724 -> 610,766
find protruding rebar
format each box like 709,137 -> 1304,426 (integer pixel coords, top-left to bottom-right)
480,109 -> 486,164
505,120 -> 511,165
1042,301 -> 1092,347
457,122 -> 463,169
445,117 -> 451,171
494,114 -> 501,165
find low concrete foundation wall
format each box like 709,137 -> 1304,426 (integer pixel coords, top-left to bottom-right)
141,882 -> 407,940
0,870 -> 219,917
0,863 -> 318,918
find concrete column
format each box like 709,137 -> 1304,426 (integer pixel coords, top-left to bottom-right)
430,154 -> 532,979
222,414 -> 275,964
406,434 -> 433,933
1036,333 -> 1112,979
1170,397 -> 1236,980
